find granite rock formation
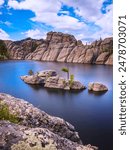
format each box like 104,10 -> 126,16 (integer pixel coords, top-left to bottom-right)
21,70 -> 57,85
88,82 -> 108,92
1,32 -> 113,65
44,76 -> 86,90
0,93 -> 98,150
5,38 -> 44,60
21,70 -> 86,90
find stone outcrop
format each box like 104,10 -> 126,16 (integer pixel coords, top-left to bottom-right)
88,82 -> 108,92
96,52 -> 110,64
21,70 -> 57,84
21,70 -> 86,90
44,76 -> 86,90
105,54 -> 113,65
5,38 -> 44,60
0,93 -> 98,150
1,32 -> 113,65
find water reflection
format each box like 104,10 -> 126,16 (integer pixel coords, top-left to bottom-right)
88,90 -> 108,96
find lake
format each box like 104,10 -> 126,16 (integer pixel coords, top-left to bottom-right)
0,60 -> 113,150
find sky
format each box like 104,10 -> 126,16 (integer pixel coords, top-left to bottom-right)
0,0 -> 113,43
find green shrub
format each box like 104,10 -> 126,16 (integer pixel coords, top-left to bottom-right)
28,69 -> 34,75
0,100 -> 20,123
69,74 -> 74,87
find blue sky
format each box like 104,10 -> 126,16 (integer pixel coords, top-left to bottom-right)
0,0 -> 113,43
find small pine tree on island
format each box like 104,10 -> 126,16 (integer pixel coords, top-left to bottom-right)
61,67 -> 69,80
28,69 -> 34,75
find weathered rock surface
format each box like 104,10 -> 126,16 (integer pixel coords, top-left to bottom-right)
1,32 -> 113,65
0,121 -> 98,150
0,93 -> 98,150
96,52 -> 110,64
6,38 -> 44,60
105,54 -> 113,65
88,82 -> 108,92
44,76 -> 86,90
21,70 -> 57,84
0,93 -> 80,143
21,70 -> 86,90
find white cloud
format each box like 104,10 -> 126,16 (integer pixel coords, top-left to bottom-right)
0,0 -> 4,6
8,0 -> 86,31
61,0 -> 104,22
8,0 -> 112,42
23,29 -> 46,39
95,4 -> 113,33
60,0 -> 113,41
0,0 -> 4,14
31,13 -> 86,30
0,29 -> 10,40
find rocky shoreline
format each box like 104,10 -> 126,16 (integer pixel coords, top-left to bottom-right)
1,31 -> 113,65
0,93 -> 98,150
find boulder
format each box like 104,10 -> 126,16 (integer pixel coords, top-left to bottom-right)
71,81 -> 86,90
21,75 -> 44,84
44,76 -> 86,90
88,82 -> 108,92
21,70 -> 57,84
38,70 -> 57,77
44,76 -> 70,90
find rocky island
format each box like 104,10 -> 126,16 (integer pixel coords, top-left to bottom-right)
21,70 -> 86,90
1,31 -> 113,65
0,93 -> 98,150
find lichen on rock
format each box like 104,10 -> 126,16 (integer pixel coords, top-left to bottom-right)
0,93 -> 98,150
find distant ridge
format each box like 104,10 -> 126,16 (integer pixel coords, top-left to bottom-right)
1,31 -> 113,65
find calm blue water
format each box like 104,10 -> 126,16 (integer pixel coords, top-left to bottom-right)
0,60 -> 113,150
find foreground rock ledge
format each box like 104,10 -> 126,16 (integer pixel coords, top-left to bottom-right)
21,70 -> 86,90
0,93 -> 98,150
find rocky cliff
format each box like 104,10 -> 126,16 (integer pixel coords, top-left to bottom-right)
2,32 -> 113,65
